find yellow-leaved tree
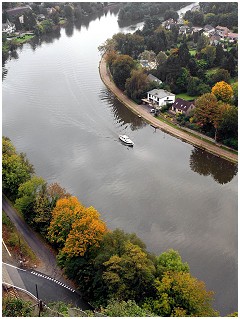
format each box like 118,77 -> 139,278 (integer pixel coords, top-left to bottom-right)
47,196 -> 84,248
62,206 -> 108,257
212,81 -> 233,103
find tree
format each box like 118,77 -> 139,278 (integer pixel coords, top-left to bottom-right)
218,105 -> 238,148
197,34 -> 209,52
100,299 -> 155,317
194,93 -> 229,141
156,51 -> 167,67
15,176 -> 46,225
103,241 -> 156,302
144,271 -> 219,316
178,42 -> 191,67
125,69 -> 151,102
210,69 -> 230,86
47,196 -> 84,248
187,76 -> 202,96
156,249 -> 189,277
111,54 -> 136,90
201,45 -> 216,67
2,137 -> 34,199
212,81 -> 233,103
175,67 -> 190,93
2,297 -> 33,317
62,206 -> 108,258
231,82 -> 238,106
164,10 -> 179,21
194,93 -> 218,137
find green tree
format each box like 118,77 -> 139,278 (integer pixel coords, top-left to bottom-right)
101,299 -> 155,317
15,176 -> 46,225
2,297 -> 33,317
178,42 -> 191,67
144,271 -> 219,316
197,34 -> 209,52
201,45 -> 216,67
2,137 -> 34,199
111,54 -> 136,90
103,241 -> 156,302
156,249 -> 189,277
125,69 -> 151,102
156,51 -> 167,67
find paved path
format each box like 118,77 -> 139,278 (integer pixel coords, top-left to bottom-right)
99,55 -> 237,163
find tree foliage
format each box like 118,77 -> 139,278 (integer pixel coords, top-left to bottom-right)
62,206 -> 108,257
212,81 -> 234,103
111,54 -> 136,90
2,137 -> 34,199
144,271 -> 219,317
2,297 -> 33,317
125,69 -> 151,102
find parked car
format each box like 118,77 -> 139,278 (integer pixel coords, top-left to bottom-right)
150,108 -> 156,113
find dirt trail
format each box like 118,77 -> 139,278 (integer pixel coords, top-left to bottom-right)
99,55 -> 237,163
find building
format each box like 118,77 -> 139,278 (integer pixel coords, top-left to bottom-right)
5,6 -> 32,22
147,74 -> 162,85
171,98 -> 195,115
2,19 -> 16,34
215,26 -> 230,37
147,89 -> 175,108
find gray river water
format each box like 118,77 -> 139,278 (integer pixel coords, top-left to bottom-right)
2,5 -> 237,315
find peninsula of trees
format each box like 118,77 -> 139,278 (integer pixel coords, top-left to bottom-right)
99,2 -> 238,150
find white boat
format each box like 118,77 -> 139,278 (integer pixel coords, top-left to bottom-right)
119,135 -> 134,146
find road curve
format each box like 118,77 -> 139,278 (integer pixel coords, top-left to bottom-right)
2,194 -> 90,310
99,54 -> 237,163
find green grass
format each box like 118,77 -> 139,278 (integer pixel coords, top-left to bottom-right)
14,35 -> 34,44
176,93 -> 198,101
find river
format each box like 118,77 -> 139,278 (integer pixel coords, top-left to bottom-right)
2,4 -> 237,315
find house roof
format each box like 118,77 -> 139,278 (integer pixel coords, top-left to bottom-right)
147,89 -> 174,98
215,26 -> 230,34
172,98 -> 194,111
147,74 -> 162,83
6,6 -> 32,17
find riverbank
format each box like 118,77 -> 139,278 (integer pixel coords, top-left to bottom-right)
99,54 -> 237,163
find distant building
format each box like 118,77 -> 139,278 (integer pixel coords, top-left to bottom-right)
2,19 -> 16,34
5,5 -> 32,22
171,98 -> 195,116
179,25 -> 191,35
147,89 -> 175,107
147,74 -> 162,85
225,32 -> 238,42
215,26 -> 230,37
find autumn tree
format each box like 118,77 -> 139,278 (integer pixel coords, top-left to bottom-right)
194,93 -> 221,140
143,271 -> 219,316
212,81 -> 234,103
62,206 -> 108,258
47,196 -> 84,248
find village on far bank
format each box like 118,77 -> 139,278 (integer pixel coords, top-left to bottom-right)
2,2 -> 238,152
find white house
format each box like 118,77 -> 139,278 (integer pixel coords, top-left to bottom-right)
2,19 -> 16,34
147,89 -> 175,107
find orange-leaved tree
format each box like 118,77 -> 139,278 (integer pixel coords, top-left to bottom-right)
47,196 -> 84,248
212,81 -> 233,103
62,206 -> 108,258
